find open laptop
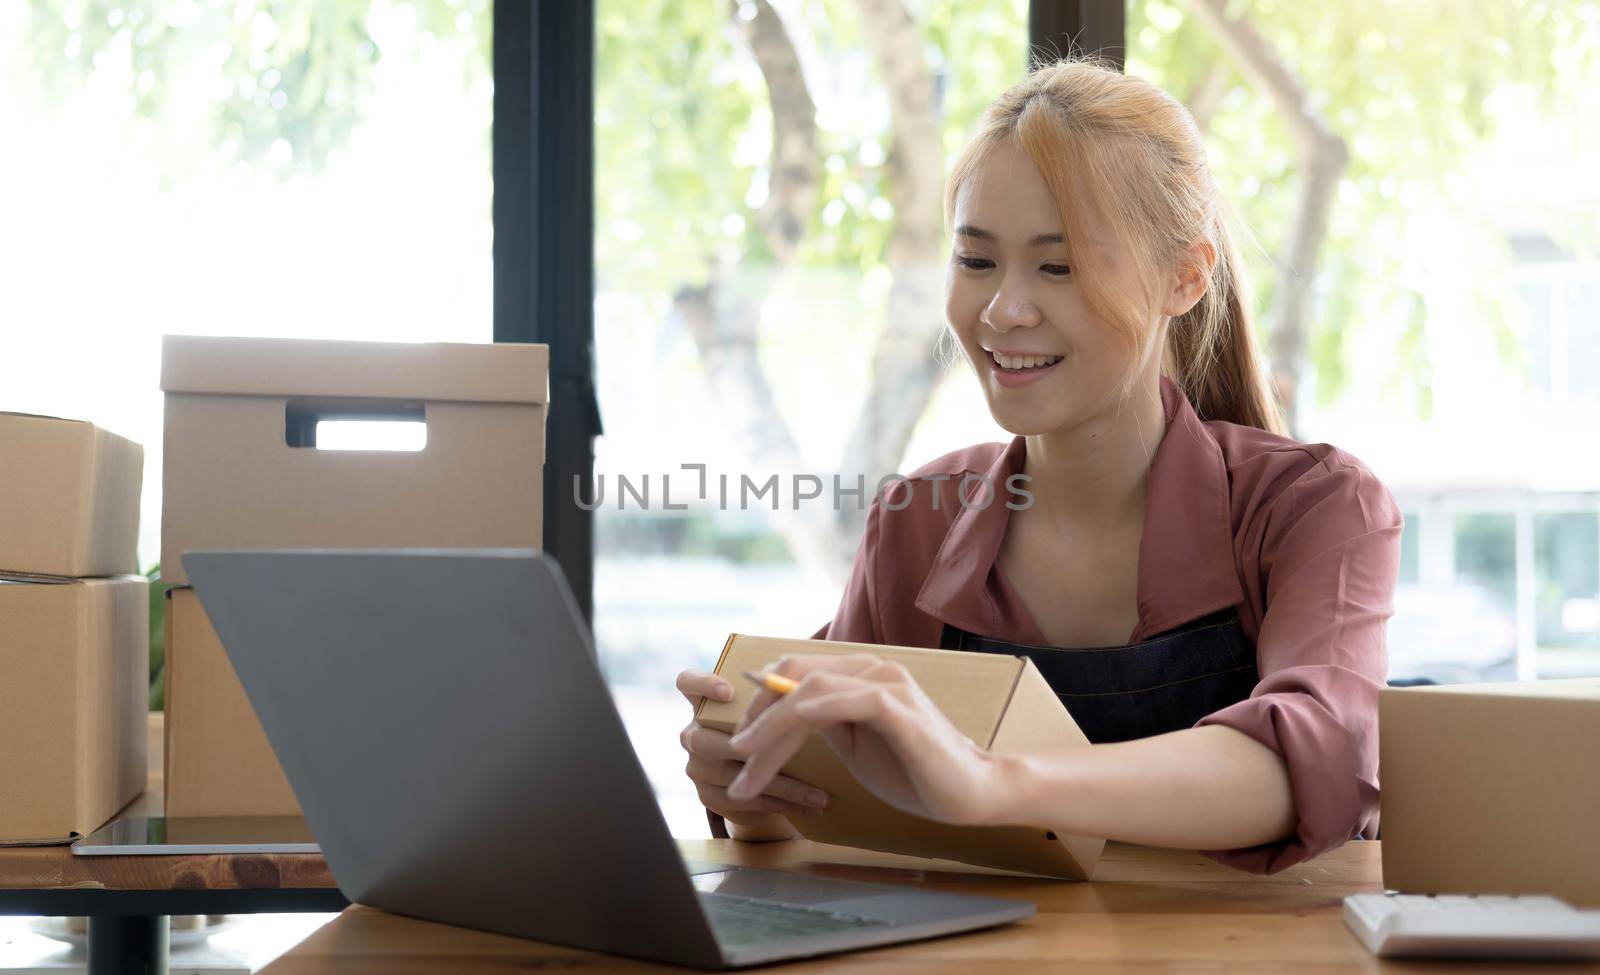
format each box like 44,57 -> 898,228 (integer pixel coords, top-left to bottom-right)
182,549 -> 1034,969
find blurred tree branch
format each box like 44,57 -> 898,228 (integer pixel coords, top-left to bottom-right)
835,0 -> 947,545
674,0 -> 949,580
1186,0 -> 1349,434
1184,62 -> 1230,134
672,0 -> 849,574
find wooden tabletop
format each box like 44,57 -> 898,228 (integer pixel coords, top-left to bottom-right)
260,838 -> 1600,974
0,714 -> 335,895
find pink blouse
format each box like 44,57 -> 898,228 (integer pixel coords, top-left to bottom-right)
815,378 -> 1403,873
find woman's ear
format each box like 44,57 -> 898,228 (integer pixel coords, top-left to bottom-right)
1162,241 -> 1216,319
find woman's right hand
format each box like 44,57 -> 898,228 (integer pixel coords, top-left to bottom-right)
676,669 -> 829,841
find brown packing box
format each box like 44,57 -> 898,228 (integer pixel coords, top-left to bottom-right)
0,413 -> 143,578
1380,678 -> 1600,906
159,335 -> 548,587
696,634 -> 1104,879
0,575 -> 148,845
164,586 -> 301,817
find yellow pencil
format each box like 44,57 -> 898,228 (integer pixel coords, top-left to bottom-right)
742,669 -> 800,696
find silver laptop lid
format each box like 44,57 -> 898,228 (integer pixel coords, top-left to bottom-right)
182,549 -> 724,968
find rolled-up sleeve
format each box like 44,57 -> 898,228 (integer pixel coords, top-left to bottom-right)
1196,456 -> 1402,873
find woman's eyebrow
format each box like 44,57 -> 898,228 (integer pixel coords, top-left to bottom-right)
954,224 -> 1065,247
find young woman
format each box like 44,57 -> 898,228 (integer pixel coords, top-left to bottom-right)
676,59 -> 1401,873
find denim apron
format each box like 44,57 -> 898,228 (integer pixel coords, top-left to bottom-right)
938,609 -> 1259,744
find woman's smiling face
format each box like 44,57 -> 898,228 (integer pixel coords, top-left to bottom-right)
945,141 -> 1152,437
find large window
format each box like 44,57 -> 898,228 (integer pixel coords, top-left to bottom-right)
594,0 -> 1600,833
592,0 -> 1025,835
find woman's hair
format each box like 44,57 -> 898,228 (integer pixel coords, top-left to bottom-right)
946,58 -> 1286,434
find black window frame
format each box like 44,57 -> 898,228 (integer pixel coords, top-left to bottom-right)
492,0 -> 600,623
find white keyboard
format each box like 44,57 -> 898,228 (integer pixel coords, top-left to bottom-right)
1344,893 -> 1600,960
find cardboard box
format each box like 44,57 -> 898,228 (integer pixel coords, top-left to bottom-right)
164,586 -> 301,818
696,634 -> 1104,879
1380,679 -> 1600,906
0,575 -> 148,844
159,335 -> 547,586
0,413 -> 143,578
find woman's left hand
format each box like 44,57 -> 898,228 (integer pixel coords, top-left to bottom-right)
723,654 -> 1007,826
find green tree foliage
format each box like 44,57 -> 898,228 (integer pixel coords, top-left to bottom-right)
594,1 -> 763,297
22,0 -> 484,179
1128,0 -> 1600,412
18,0 -> 1598,415
19,0 -> 1019,300
594,0 -> 1027,302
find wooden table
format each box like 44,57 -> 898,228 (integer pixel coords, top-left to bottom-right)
261,837 -> 1600,973
0,714 -> 344,974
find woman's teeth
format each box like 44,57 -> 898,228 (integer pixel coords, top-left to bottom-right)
992,352 -> 1064,371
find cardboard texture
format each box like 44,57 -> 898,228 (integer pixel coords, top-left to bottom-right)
159,335 -> 548,586
696,634 -> 1104,879
0,413 -> 143,577
1380,679 -> 1600,906
0,575 -> 148,845
164,586 -> 302,818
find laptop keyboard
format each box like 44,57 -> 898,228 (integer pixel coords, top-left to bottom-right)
700,892 -> 889,948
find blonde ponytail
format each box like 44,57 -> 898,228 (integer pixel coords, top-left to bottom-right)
1167,214 -> 1285,433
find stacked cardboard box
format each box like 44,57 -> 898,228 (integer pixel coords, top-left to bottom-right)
159,335 -> 548,817
0,413 -> 148,844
